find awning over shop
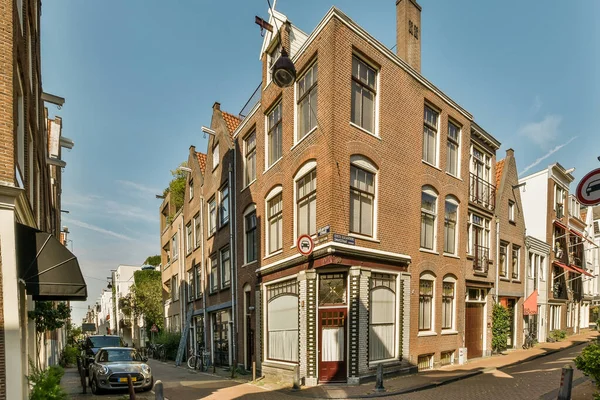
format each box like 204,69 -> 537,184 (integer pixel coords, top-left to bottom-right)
553,260 -> 577,272
569,228 -> 599,247
569,264 -> 594,277
523,290 -> 538,315
554,220 -> 568,230
16,223 -> 87,301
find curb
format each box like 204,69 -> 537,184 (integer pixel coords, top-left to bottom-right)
285,334 -> 598,399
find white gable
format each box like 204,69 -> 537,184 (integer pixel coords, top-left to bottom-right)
259,6 -> 308,60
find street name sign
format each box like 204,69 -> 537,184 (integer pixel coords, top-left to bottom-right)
333,233 -> 356,245
575,168 -> 600,206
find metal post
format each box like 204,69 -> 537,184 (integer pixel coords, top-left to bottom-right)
375,363 -> 385,392
557,365 -> 573,400
127,374 -> 136,399
154,380 -> 164,400
252,361 -> 256,382
292,365 -> 300,390
77,358 -> 86,394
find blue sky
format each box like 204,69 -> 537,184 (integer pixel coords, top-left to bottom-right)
41,0 -> 599,322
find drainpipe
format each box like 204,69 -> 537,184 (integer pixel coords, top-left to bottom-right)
495,217 -> 500,302
200,197 -> 208,350
229,147 -> 237,368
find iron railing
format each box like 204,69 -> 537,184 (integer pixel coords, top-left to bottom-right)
473,244 -> 490,274
469,173 -> 496,211
239,82 -> 262,118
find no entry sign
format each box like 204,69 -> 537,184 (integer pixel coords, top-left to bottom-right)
297,234 -> 314,256
576,168 -> 600,206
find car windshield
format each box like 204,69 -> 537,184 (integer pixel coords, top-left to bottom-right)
100,349 -> 141,362
89,336 -> 121,348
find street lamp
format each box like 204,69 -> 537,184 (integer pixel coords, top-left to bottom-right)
272,47 -> 296,88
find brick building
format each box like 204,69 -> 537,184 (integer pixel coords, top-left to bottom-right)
0,0 -> 86,398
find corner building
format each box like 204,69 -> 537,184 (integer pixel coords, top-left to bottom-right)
230,1 -> 503,384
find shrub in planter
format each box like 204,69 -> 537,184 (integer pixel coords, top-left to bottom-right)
575,342 -> 600,399
492,303 -> 511,354
549,329 -> 567,342
155,331 -> 182,360
27,361 -> 67,400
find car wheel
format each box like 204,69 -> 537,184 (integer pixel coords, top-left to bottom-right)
90,376 -> 102,395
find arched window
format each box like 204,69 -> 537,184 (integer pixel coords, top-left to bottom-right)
369,273 -> 396,361
350,155 -> 378,237
266,186 -> 283,255
420,186 -> 438,251
442,275 -> 456,331
419,272 -> 435,332
243,204 -> 257,264
267,280 -> 299,362
294,160 -> 317,239
444,196 -> 459,255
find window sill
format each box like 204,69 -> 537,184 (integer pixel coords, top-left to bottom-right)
242,261 -> 258,269
348,233 -> 380,243
443,253 -> 460,259
513,279 -> 521,283
264,157 -> 282,174
241,179 -> 256,193
500,277 -> 510,281
419,248 -> 439,255
264,250 -> 283,260
291,127 -> 317,150
221,285 -> 231,290
441,330 -> 458,336
418,331 -> 437,337
207,231 -> 216,239
349,122 -> 380,140
445,171 -> 462,181
422,160 -> 441,171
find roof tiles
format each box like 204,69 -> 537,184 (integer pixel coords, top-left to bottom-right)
196,152 -> 207,175
495,159 -> 505,188
221,111 -> 242,138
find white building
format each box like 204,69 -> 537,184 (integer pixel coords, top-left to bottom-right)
111,265 -> 141,346
583,205 -> 600,327
97,290 -> 113,335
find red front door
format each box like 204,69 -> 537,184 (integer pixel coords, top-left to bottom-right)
318,308 -> 347,383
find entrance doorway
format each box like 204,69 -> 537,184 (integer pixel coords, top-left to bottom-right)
465,303 -> 484,358
212,310 -> 230,367
318,308 -> 347,382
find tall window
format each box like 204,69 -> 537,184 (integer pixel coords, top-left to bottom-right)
441,278 -> 455,330
351,56 -> 377,133
189,179 -> 194,200
509,200 -> 515,222
369,274 -> 396,361
267,193 -> 283,254
350,165 -> 375,236
420,187 -> 437,250
469,213 -> 490,252
512,245 -> 520,279
499,242 -> 508,277
267,102 -> 282,167
267,280 -> 298,362
194,213 -> 201,247
446,121 -> 460,176
172,274 -> 179,301
555,185 -> 565,217
212,143 -> 219,169
245,209 -> 257,263
423,106 -> 438,166
297,169 -> 317,237
186,223 -> 193,255
267,42 -> 281,85
220,247 -> 231,288
195,264 -> 201,298
419,278 -> 434,331
16,75 -> 24,177
297,62 -> 318,141
172,233 -> 179,259
208,197 -> 217,235
444,197 -> 458,254
244,131 -> 256,185
210,256 -> 218,292
219,185 -> 229,226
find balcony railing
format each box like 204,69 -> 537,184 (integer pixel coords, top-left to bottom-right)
469,173 -> 496,211
473,245 -> 490,274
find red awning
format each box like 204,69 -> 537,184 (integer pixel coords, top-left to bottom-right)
570,264 -> 594,277
554,220 -> 568,230
553,260 -> 577,272
523,290 -> 538,315
570,228 -> 599,247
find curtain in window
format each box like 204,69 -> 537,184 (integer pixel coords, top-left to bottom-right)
369,287 -> 395,361
321,327 -> 344,362
268,295 -> 298,362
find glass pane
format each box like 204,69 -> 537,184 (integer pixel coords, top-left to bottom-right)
371,288 -> 395,324
309,88 -> 318,131
421,192 -> 436,212
350,191 -> 360,233
361,193 -> 373,236
362,90 -> 374,132
319,274 -> 347,305
309,195 -> 316,235
321,327 -> 344,362
351,82 -> 361,125
298,201 -> 308,236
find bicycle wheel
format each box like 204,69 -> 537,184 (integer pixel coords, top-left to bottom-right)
187,355 -> 196,369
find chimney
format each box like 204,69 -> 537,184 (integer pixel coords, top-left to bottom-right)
396,0 -> 422,72
506,148 -> 514,157
213,102 -> 221,111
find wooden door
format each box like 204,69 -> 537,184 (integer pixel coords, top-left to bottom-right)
465,303 -> 484,358
318,309 -> 347,383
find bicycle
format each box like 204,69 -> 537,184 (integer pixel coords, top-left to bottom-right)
187,347 -> 210,371
156,344 -> 166,361
523,331 -> 537,349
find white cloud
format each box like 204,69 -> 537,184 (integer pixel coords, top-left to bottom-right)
116,180 -> 160,196
531,95 -> 542,114
519,136 -> 578,176
63,217 -> 134,241
104,200 -> 157,223
518,114 -> 562,148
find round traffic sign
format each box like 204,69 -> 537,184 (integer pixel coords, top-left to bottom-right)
576,168 -> 600,206
297,235 -> 314,256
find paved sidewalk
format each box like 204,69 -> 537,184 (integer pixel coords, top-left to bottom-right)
254,329 -> 599,399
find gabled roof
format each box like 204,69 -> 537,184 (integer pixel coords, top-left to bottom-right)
221,111 -> 242,138
495,159 -> 505,188
196,152 -> 207,175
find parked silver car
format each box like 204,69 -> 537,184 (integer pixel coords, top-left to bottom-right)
89,347 -> 153,394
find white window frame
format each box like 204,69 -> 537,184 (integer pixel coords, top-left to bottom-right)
294,61 -> 318,144
172,233 -> 179,260
208,197 -> 217,236
467,212 -> 490,255
212,142 -> 220,170
441,275 -> 457,332
470,145 -> 492,184
446,120 -> 461,177
194,213 -> 200,248
189,179 -> 194,200
555,184 -> 565,215
500,241 -> 508,278
210,255 -> 218,293
172,274 -> 179,301
349,155 -> 378,239
508,200 -> 515,222
266,41 -> 281,87
195,264 -> 201,298
220,247 -> 231,288
243,204 -> 257,265
186,223 -> 193,255
16,69 -> 24,183
423,105 -> 439,167
244,130 -> 257,186
16,0 -> 23,33
265,186 -> 283,256
265,278 -> 299,363
420,186 -> 438,251
219,184 -> 229,226
418,273 -> 436,334
443,196 -> 459,255
350,55 -> 379,136
512,245 -> 521,280
369,272 -> 398,362
293,160 -> 317,244
265,101 -> 283,169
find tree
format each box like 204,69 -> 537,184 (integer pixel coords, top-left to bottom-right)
144,255 -> 161,267
163,161 -> 187,213
28,302 -> 71,367
491,303 -> 511,354
130,269 -> 163,338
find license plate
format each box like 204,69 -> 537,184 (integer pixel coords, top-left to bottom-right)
119,377 -> 136,382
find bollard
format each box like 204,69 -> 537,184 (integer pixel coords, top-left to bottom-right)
374,363 -> 385,392
76,358 -> 87,394
127,374 -> 136,399
557,365 -> 573,400
292,365 -> 301,390
154,380 -> 164,400
252,361 -> 256,382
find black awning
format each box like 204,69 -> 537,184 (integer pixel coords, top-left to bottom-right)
16,223 -> 87,301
